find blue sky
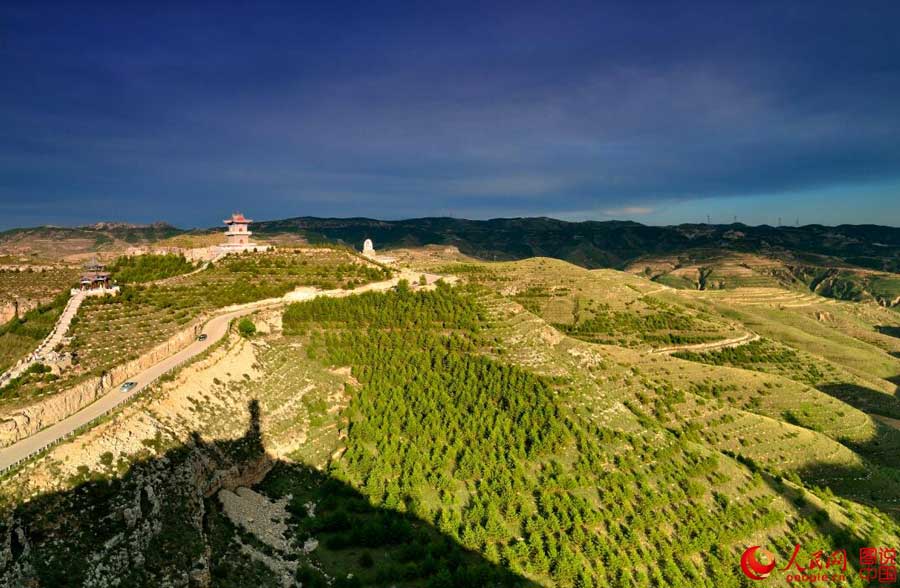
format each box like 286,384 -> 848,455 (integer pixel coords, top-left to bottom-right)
1,1 -> 899,229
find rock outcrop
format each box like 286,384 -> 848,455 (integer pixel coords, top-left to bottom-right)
0,437 -> 272,588
0,296 -> 59,326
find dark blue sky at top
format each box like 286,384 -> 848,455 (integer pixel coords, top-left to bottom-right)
1,1 -> 899,229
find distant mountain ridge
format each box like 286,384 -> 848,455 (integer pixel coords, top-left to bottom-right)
3,216 -> 899,273
81,221 -> 176,231
0,223 -> 183,259
247,216 -> 900,305
248,216 -> 900,272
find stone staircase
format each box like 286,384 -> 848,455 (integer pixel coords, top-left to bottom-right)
0,290 -> 86,388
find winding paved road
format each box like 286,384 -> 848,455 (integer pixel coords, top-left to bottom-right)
0,304 -> 271,472
0,272 -> 422,473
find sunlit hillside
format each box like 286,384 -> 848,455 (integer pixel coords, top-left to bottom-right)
2,246 -> 898,587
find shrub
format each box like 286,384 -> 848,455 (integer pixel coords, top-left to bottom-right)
237,318 -> 256,338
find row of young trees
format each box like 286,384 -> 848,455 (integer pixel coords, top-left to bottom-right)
673,339 -> 799,366
554,300 -> 711,347
673,339 -> 825,385
222,255 -> 391,289
108,254 -> 197,283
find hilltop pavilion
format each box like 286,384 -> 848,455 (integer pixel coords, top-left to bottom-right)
78,260 -> 112,291
72,259 -> 120,296
218,212 -> 270,254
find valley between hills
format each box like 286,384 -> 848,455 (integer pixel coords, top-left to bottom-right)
0,221 -> 898,587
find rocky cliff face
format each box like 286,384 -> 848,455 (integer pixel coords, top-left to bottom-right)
0,303 -> 15,326
0,432 -> 272,588
0,298 -> 49,325
0,308 -> 338,587
0,334 -> 273,586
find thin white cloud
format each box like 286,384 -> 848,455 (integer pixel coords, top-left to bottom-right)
444,175 -> 577,198
600,206 -> 655,216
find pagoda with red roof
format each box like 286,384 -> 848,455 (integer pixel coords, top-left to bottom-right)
224,212 -> 253,247
219,212 -> 269,253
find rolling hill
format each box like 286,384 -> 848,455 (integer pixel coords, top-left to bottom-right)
1,244 -> 899,587
5,216 -> 897,305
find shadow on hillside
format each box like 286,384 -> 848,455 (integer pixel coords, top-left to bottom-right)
875,326 -> 900,339
786,414 -> 900,522
838,417 -> 900,469
761,473 -> 875,570
790,458 -> 900,522
817,382 -> 900,420
873,326 -> 900,365
789,381 -> 900,521
0,401 -> 533,588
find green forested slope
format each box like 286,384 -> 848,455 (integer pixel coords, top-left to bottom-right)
277,283 -> 899,587
3,261 -> 900,587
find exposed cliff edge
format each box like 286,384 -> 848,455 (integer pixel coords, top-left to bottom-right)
0,408 -> 273,587
0,299 -> 50,326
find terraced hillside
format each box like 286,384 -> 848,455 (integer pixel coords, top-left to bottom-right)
627,249 -> 900,307
1,250 -> 899,587
0,266 -> 79,373
246,217 -> 900,273
627,251 -> 794,290
432,258 -> 743,349
416,253 -> 900,510
680,287 -> 900,383
0,249 -> 390,407
0,266 -> 80,305
0,223 -> 182,261
5,217 -> 898,308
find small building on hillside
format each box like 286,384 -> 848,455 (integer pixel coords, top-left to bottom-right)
217,212 -> 270,255
79,260 -> 111,290
73,260 -> 119,296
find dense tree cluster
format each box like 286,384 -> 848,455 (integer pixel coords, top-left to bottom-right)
282,285 -> 793,587
673,340 -> 824,384
674,339 -> 799,366
224,255 -> 391,290
511,285 -> 551,315
108,254 -> 197,283
564,302 -> 696,335
237,318 -> 256,338
284,280 -> 482,333
553,299 -> 720,346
